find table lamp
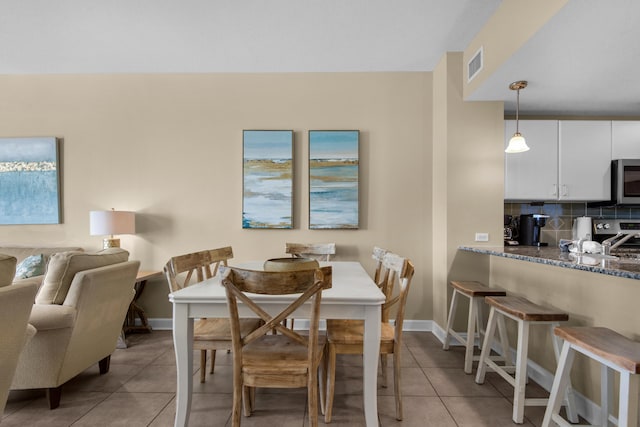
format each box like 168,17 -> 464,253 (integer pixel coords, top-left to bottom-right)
90,208 -> 136,249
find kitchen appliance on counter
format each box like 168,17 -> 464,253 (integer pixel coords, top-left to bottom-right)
518,214 -> 549,246
612,159 -> 640,205
504,214 -> 519,245
592,219 -> 640,253
572,216 -> 593,241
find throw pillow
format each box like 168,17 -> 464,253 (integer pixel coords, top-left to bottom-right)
14,254 -> 46,280
35,248 -> 129,305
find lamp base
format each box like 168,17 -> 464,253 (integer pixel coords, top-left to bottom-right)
103,238 -> 121,249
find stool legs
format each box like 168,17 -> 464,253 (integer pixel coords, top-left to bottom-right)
442,289 -> 460,351
479,310 -> 577,425
443,290 -> 487,374
619,371 -> 639,427
542,341 -> 576,427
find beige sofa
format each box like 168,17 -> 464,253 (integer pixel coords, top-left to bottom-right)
0,280 -> 38,414
0,246 -> 83,288
5,248 -> 140,409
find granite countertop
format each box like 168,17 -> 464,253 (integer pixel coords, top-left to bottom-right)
459,245 -> 640,280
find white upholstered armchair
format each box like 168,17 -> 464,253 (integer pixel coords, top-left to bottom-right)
9,249 -> 140,409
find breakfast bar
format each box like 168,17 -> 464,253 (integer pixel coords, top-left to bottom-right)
455,245 -> 640,421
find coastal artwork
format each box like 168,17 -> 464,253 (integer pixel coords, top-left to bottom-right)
0,137 -> 61,224
243,130 -> 293,229
309,130 -> 359,229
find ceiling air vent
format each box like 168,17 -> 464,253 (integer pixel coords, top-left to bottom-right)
467,47 -> 483,82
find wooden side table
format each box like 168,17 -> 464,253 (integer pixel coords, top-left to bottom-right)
123,270 -> 163,334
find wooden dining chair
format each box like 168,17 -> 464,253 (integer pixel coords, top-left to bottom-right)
371,246 -> 389,285
221,265 -> 332,427
163,247 -> 262,383
324,252 -> 415,422
285,242 -> 336,262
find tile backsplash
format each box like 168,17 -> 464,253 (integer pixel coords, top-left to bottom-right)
504,202 -> 640,247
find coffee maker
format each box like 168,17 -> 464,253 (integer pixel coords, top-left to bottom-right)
518,214 -> 549,246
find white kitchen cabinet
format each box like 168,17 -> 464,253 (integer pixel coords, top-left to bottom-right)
504,120 -> 558,200
612,121 -> 640,159
504,120 -> 612,201
558,121 -> 611,201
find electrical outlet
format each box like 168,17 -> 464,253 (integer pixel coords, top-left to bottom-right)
475,232 -> 489,242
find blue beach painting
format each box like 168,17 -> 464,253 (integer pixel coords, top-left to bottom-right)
0,137 -> 61,225
309,130 -> 359,229
243,130 -> 293,229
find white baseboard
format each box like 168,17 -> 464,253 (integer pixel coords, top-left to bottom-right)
148,317 -> 605,424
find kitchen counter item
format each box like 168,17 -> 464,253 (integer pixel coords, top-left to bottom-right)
518,214 -> 549,246
572,216 -> 593,241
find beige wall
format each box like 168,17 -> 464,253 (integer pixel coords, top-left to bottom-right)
0,72 -> 433,319
432,52 -> 505,327
463,0 -> 568,97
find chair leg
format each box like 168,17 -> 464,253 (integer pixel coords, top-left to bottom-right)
242,385 -> 252,417
200,350 -> 206,383
443,290 -> 459,350
309,363 -> 319,427
210,349 -> 216,374
99,355 -> 111,374
325,343 -> 337,423
393,349 -> 403,421
380,354 -> 388,388
46,386 -> 62,409
319,347 -> 328,416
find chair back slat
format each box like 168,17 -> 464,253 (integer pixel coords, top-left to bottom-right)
285,242 -> 336,261
221,265 -> 332,357
371,246 -> 389,285
164,246 -> 234,292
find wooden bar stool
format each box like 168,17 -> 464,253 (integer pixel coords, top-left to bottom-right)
475,296 -> 579,424
443,281 -> 507,373
543,327 -> 640,427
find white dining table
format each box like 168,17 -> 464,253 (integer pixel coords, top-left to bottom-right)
169,261 -> 385,427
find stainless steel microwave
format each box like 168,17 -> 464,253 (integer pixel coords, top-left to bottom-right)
612,159 -> 640,205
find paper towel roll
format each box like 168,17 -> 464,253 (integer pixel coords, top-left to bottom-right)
572,216 -> 593,240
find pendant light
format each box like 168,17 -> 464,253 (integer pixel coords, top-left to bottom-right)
505,80 -> 530,153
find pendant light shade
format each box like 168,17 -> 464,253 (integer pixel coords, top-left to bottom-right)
505,80 -> 530,154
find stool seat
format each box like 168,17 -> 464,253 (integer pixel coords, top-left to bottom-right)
555,326 -> 640,374
543,326 -> 640,427
450,281 -> 507,297
485,296 -> 569,322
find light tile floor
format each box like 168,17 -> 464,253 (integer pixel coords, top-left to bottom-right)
2,331 -> 555,427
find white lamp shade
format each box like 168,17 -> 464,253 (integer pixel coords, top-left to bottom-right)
90,210 -> 136,236
505,133 -> 530,153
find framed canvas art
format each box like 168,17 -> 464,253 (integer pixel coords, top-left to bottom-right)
0,137 -> 61,225
309,130 -> 359,229
242,130 -> 294,229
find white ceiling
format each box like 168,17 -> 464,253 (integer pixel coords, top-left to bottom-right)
1,0 -> 638,116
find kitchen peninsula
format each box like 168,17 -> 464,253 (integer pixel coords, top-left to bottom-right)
455,244 -> 640,421
459,245 -> 640,280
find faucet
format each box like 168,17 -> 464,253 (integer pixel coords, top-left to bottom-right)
601,232 -> 640,255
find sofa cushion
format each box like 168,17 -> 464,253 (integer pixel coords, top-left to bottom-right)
0,247 -> 84,265
35,248 -> 129,305
0,254 -> 18,288
14,254 -> 47,280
